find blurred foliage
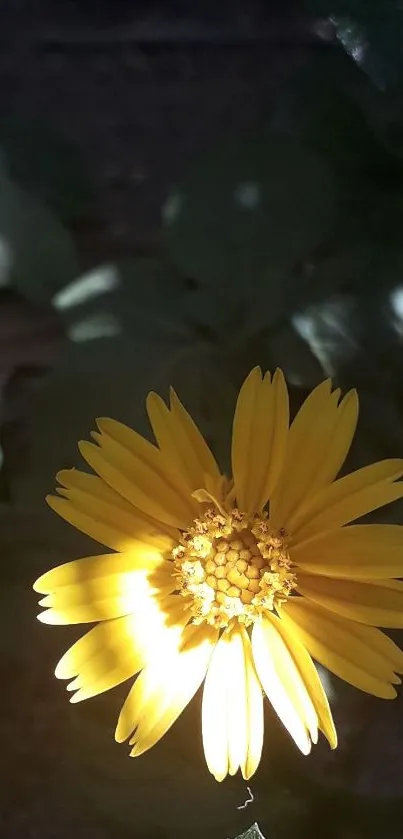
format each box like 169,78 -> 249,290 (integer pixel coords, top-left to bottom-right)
0,171 -> 78,302
158,47 -> 403,469
308,0 -> 403,89
163,134 -> 338,311
0,119 -> 95,224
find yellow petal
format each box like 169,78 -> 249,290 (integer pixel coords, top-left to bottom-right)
292,460 -> 403,541
79,420 -> 195,529
37,563 -> 174,625
292,524 -> 403,580
297,573 -> 403,628
307,389 -> 358,496
116,623 -> 217,755
201,630 -> 231,781
251,615 -> 315,754
271,382 -> 358,529
238,626 -> 264,780
223,625 -> 264,779
57,596 -> 186,703
225,626 -> 248,776
169,389 -> 221,481
47,494 -> 149,554
55,468 -> 178,543
200,625 -> 264,781
276,612 -> 337,748
146,388 -> 220,494
283,598 -> 400,697
57,620 -> 145,701
231,367 -> 289,513
34,544 -> 171,594
269,379 -> 334,526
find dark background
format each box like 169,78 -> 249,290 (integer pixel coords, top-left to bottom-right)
3,1 -> 403,837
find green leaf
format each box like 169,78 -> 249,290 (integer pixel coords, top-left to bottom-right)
163,132 -> 339,315
0,118 -> 94,223
277,49 -> 391,174
0,173 -> 78,301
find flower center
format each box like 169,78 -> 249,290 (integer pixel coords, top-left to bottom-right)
172,507 -> 296,628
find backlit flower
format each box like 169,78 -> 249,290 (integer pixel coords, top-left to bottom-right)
34,368 -> 403,781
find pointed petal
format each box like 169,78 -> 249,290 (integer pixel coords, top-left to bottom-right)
37,564 -> 173,625
276,612 -> 337,748
292,460 -> 403,541
116,623 -> 217,754
231,367 -> 289,513
232,367 -> 263,513
292,524 -> 403,580
46,469 -> 178,553
283,598 -> 400,697
46,494 -> 147,554
306,389 -> 358,495
55,468 -> 178,542
34,544 -> 171,594
57,596 -> 187,703
146,389 -> 220,494
79,418 -> 196,529
270,379 -> 335,526
271,382 -> 358,529
297,573 -> 403,628
225,626 -> 248,776
200,625 -> 263,782
56,618 -> 146,701
251,615 -> 314,754
202,630 -> 231,782
239,626 -> 264,780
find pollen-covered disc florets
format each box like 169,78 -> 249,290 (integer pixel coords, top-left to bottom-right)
173,507 -> 296,628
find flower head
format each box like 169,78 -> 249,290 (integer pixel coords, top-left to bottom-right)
34,368 -> 403,781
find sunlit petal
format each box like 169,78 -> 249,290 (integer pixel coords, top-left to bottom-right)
117,622 -> 217,755
251,615 -> 314,754
276,612 -> 337,748
53,596 -> 185,702
202,630 -> 231,781
34,545 -> 171,594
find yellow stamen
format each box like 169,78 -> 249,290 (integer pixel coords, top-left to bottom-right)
173,507 -> 296,628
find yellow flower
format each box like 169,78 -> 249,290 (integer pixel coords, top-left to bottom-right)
34,368 -> 403,781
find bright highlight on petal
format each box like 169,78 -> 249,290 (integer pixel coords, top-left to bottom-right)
201,625 -> 263,782
274,612 -> 337,749
34,366 -> 403,781
116,622 -> 217,756
252,615 -> 315,754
